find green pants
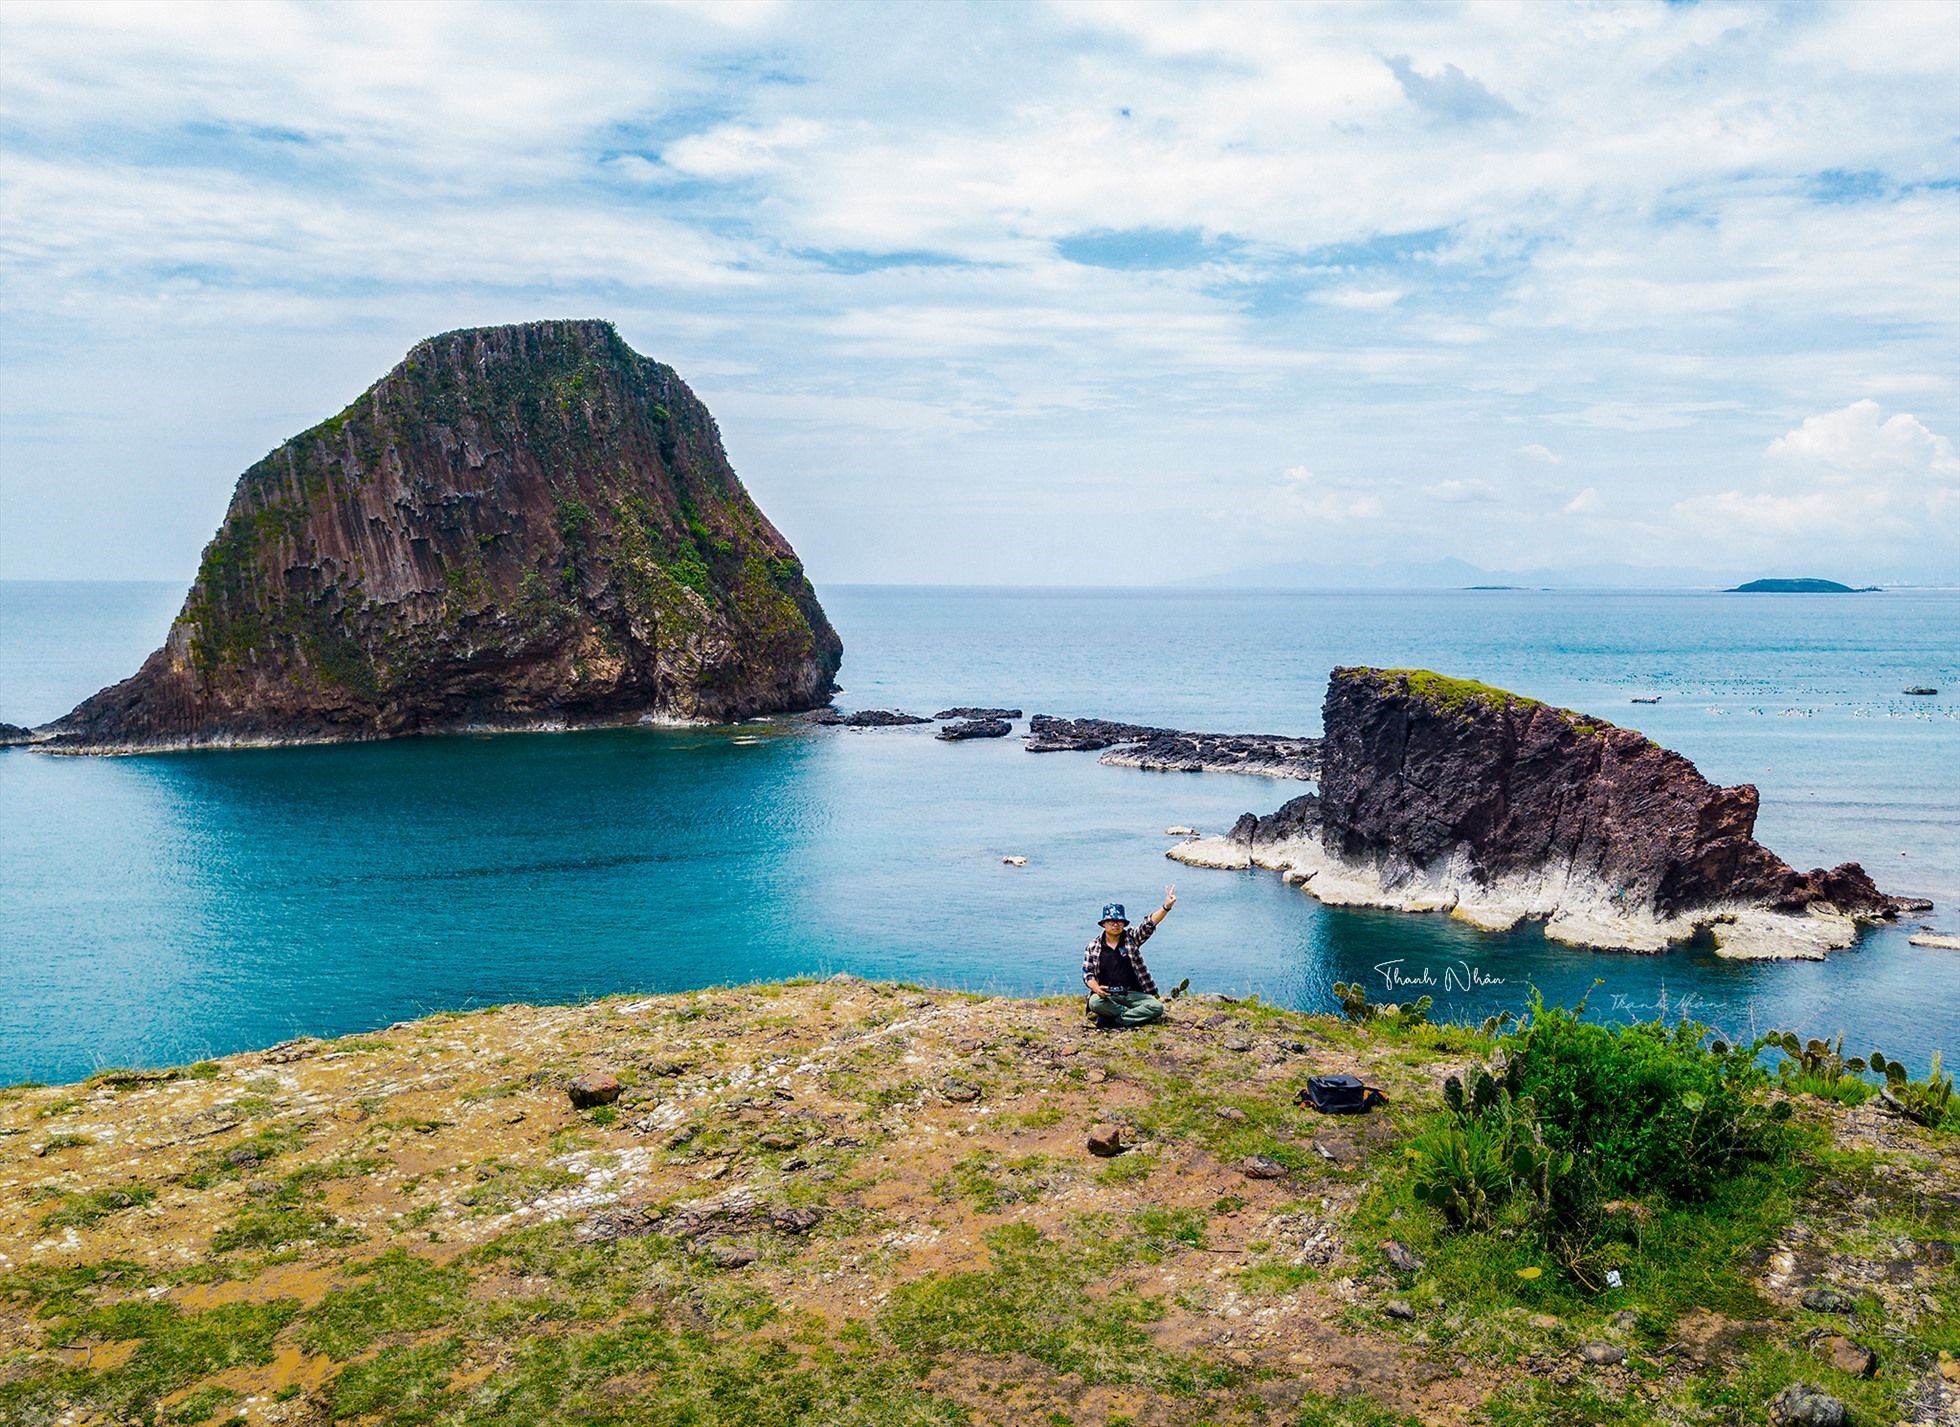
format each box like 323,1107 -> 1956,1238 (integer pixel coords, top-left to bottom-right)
1087,987 -> 1165,1027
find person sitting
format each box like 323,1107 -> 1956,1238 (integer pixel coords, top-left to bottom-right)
1083,886 -> 1176,1028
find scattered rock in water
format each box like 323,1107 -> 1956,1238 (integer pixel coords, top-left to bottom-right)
1381,1240 -> 1425,1275
1903,686 -> 1938,696
1240,1154 -> 1286,1180
1909,932 -> 1960,950
938,717 -> 1012,741
1799,1286 -> 1855,1314
1001,855 -> 1027,866
806,709 -> 931,727
1578,1342 -> 1627,1365
1101,730 -> 1321,779
1816,1334 -> 1876,1377
934,707 -> 1022,720
1385,1299 -> 1416,1320
1086,1124 -> 1126,1157
1767,1382 -> 1847,1427
939,1079 -> 981,1103
1022,715 -> 1320,779
568,1072 -> 623,1109
1024,716 -> 1178,752
1166,825 -> 1197,836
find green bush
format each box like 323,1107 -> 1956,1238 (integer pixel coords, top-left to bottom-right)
1500,995 -> 1790,1198
1404,996 -> 1797,1290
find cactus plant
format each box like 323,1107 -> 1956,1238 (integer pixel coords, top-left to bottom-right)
1871,1050 -> 1955,1128
1331,981 -> 1374,1023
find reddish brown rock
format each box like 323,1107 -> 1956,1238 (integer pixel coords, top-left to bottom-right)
1314,668 -> 1904,920
568,1071 -> 623,1109
45,320 -> 840,752
1180,667 -> 1922,955
1086,1124 -> 1125,1157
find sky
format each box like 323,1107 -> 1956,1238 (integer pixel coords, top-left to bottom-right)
1,0 -> 1957,586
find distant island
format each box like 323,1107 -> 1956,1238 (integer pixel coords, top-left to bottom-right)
1727,578 -> 1873,593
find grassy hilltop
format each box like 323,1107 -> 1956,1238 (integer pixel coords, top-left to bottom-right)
2,982 -> 1956,1426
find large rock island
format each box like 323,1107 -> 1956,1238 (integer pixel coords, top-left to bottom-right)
45,321 -> 841,751
1171,667 -> 1927,958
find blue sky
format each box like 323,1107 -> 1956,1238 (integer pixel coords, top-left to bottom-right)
1,0 -> 1956,584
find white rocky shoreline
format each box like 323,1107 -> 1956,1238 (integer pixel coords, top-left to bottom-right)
1167,829 -> 1889,961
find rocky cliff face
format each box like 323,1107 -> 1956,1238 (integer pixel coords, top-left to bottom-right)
46,321 -> 841,751
1175,668 -> 1925,958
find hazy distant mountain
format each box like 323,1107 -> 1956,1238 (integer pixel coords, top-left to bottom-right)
1176,558 -> 1745,590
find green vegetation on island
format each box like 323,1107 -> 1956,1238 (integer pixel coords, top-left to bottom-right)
1727,580 -> 1867,594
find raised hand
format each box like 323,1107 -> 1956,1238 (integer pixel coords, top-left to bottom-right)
1163,885 -> 1177,910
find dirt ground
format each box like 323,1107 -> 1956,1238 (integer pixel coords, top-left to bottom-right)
4,980 -> 1956,1426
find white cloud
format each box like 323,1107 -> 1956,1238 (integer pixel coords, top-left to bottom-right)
1261,466 -> 1384,525
1313,287 -> 1405,310
1673,401 -> 1960,545
1425,479 -> 1498,503
1563,488 -> 1603,514
0,2 -> 1957,582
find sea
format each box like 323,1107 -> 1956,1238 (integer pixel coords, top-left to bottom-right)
2,581 -> 1957,1087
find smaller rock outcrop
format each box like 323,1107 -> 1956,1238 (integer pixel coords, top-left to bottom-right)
937,718 -> 1012,741
0,722 -> 37,747
934,707 -> 1021,720
1172,667 -> 1926,958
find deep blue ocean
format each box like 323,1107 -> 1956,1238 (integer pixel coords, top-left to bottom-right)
3,581 -> 1957,1085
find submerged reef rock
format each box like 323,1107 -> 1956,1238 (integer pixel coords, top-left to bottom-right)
46,321 -> 840,752
803,709 -> 931,727
1023,715 -> 1175,751
1025,715 -> 1320,779
1172,667 -> 1926,959
936,717 -> 1012,741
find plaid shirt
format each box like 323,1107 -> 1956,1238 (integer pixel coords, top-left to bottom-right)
1082,918 -> 1160,996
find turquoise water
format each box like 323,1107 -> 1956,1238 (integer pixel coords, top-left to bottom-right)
2,581 -> 1957,1085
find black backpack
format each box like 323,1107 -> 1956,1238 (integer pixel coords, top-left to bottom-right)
1297,1074 -> 1387,1115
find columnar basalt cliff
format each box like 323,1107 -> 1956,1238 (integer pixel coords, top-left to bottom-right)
46,321 -> 841,751
1171,668 -> 1927,958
